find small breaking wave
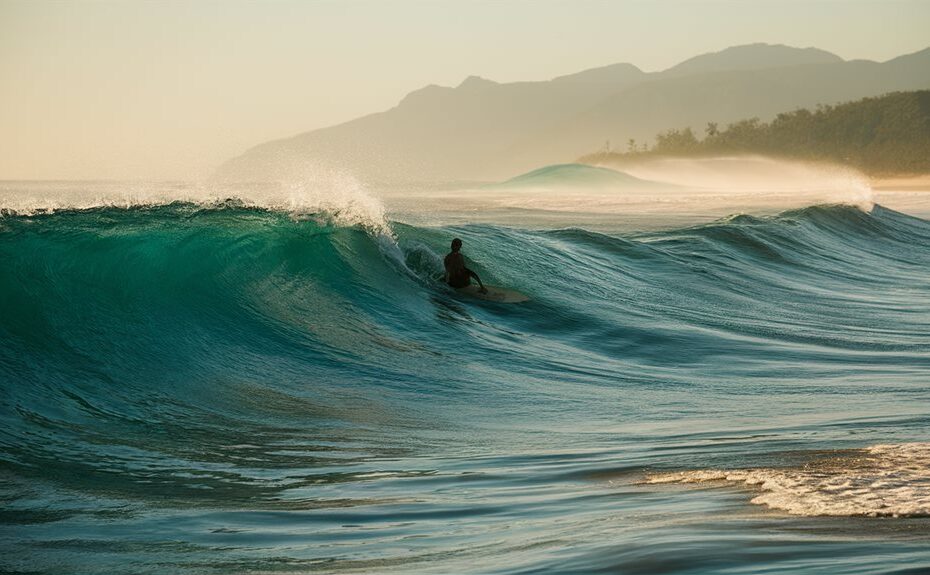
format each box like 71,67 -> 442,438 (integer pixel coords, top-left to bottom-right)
645,443 -> 930,517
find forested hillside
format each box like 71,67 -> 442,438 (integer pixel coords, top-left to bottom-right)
581,91 -> 930,175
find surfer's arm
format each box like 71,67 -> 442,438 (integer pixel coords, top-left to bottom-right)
466,268 -> 487,292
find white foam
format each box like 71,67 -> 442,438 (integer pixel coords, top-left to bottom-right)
645,442 -> 930,517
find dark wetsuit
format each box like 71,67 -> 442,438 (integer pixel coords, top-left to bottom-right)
444,251 -> 474,288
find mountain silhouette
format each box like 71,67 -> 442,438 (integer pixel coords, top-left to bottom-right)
215,43 -> 930,183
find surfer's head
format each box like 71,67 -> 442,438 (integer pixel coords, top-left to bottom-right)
451,238 -> 463,252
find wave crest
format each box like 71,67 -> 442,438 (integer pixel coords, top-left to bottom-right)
0,169 -> 392,236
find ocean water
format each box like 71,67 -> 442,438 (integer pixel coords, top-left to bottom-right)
2,164 -> 930,574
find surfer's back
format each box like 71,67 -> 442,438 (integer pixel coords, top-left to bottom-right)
444,251 -> 471,288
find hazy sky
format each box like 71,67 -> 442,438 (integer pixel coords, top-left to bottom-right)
2,0 -> 928,180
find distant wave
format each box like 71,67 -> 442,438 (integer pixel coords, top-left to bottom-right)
493,163 -> 666,189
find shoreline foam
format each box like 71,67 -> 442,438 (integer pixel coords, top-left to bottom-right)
646,443 -> 930,517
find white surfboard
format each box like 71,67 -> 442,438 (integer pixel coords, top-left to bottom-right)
457,284 -> 529,303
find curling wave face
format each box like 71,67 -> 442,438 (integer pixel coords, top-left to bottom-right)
2,180 -> 930,573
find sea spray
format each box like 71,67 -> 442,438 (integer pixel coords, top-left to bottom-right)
593,156 -> 875,212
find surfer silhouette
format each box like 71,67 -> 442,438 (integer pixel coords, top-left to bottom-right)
444,238 -> 487,293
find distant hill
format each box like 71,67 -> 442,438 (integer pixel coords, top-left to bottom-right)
215,44 -> 930,183
580,91 -> 930,175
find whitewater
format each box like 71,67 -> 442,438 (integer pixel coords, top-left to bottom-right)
2,160 -> 930,574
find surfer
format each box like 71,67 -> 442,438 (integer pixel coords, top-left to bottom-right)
444,238 -> 487,293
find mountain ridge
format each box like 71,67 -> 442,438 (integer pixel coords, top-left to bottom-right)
216,43 -> 930,183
